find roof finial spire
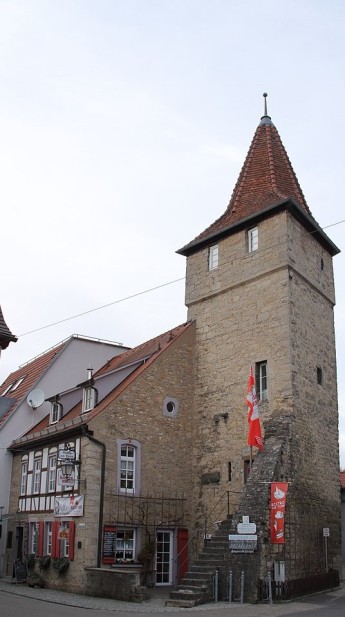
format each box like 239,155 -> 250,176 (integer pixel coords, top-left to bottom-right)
263,92 -> 268,116
259,92 -> 272,126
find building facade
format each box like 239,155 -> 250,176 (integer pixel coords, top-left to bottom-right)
0,335 -> 127,576
8,324 -> 195,596
5,104 -> 341,602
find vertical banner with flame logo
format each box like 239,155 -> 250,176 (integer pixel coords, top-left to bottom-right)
270,482 -> 288,544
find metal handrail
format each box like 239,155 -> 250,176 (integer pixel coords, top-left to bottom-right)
175,489 -> 242,577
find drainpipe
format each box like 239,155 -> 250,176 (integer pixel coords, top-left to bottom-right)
82,426 -> 106,568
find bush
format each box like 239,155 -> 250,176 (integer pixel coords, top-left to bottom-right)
38,555 -> 51,571
52,557 -> 70,576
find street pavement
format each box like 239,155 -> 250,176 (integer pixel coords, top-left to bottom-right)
0,576 -> 345,616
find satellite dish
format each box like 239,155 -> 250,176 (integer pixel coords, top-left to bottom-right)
26,389 -> 45,409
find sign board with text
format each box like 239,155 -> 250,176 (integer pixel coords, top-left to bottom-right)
229,534 -> 258,553
237,522 -> 256,534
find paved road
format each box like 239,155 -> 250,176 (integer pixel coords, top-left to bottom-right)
1,578 -> 345,617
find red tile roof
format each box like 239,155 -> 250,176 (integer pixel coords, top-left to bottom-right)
340,470 -> 345,489
0,306 -> 17,350
0,341 -> 67,427
11,322 -> 193,446
178,115 -> 315,255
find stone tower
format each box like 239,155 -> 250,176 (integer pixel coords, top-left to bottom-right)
177,101 -> 341,595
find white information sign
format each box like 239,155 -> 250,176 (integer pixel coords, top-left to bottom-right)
237,522 -> 256,534
58,449 -> 76,461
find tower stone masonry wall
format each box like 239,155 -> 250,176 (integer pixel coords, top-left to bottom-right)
184,206 -> 340,587
186,214 -> 294,540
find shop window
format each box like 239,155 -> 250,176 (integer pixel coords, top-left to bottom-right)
116,529 -> 135,563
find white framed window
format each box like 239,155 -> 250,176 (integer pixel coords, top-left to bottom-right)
30,522 -> 39,555
2,382 -> 14,395
248,227 -> 258,252
59,521 -> 70,557
47,454 -> 57,492
33,456 -> 42,494
11,376 -> 26,391
45,522 -> 52,555
208,244 -> 219,270
116,529 -> 135,562
50,402 -> 62,424
20,458 -> 28,496
83,386 -> 97,412
256,361 -> 268,401
120,445 -> 135,493
117,439 -> 141,495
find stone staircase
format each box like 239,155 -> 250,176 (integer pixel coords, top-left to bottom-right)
166,517 -> 232,608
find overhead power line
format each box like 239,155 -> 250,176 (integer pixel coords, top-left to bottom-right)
17,217 -> 345,339
19,277 -> 186,337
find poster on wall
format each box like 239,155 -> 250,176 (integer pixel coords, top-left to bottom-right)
270,482 -> 288,544
102,525 -> 117,564
54,495 -> 84,517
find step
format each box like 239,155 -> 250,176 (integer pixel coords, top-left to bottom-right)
165,589 -> 208,608
198,554 -> 225,563
189,565 -> 216,574
201,547 -> 226,556
174,583 -> 208,592
183,571 -> 214,580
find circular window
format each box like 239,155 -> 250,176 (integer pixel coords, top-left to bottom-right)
163,397 -> 179,417
166,401 -> 175,414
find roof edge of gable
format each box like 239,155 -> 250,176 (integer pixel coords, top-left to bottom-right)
177,200 -> 340,257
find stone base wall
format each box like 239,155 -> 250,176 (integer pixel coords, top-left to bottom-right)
84,567 -> 145,601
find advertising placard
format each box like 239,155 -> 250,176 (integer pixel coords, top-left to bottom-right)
270,482 -> 288,544
54,495 -> 84,517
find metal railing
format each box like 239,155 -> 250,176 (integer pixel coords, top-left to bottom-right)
258,570 -> 340,602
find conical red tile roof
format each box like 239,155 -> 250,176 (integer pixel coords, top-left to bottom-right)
178,114 -> 332,256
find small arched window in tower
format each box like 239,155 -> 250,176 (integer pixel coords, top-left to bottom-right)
321,257 -> 324,271
317,366 -> 323,385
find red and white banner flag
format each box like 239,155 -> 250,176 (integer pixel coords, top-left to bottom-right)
270,482 -> 288,543
246,366 -> 264,450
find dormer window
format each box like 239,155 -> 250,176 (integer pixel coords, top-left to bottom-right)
83,386 -> 97,413
50,401 -> 62,424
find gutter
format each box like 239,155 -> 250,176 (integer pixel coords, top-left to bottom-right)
81,425 -> 106,568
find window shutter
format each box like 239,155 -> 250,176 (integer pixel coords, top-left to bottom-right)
68,521 -> 75,561
37,521 -> 44,557
51,521 -> 60,558
177,528 -> 188,582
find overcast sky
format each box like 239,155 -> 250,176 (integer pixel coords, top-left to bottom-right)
1,0 -> 345,463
